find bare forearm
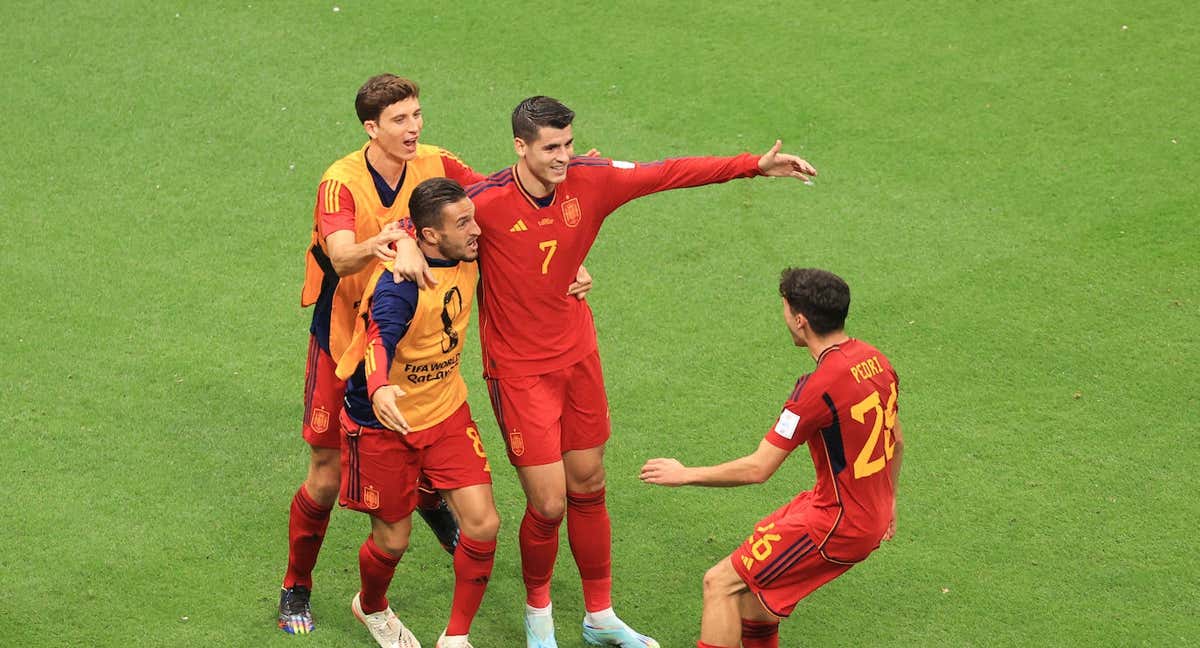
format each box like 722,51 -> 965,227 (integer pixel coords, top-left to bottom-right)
329,241 -> 375,276
679,455 -> 770,487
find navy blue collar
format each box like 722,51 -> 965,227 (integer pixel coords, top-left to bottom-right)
365,152 -> 406,208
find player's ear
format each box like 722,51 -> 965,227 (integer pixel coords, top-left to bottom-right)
364,120 -> 379,139
513,136 -> 526,157
794,311 -> 809,333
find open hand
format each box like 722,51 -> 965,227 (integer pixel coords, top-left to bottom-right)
757,139 -> 817,182
371,384 -> 411,434
640,458 -> 688,486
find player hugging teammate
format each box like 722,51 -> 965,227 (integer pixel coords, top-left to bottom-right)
277,75 -> 902,648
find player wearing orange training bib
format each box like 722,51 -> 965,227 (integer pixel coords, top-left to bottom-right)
280,74 -> 483,635
641,268 -> 904,648
335,178 -> 498,648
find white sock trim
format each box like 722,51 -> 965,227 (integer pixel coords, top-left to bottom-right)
585,607 -> 618,626
526,602 -> 553,617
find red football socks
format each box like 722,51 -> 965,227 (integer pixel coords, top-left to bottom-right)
519,506 -> 563,607
566,489 -> 613,612
697,641 -> 736,648
741,619 -> 781,647
283,485 -> 332,589
358,535 -> 401,614
446,533 -> 497,635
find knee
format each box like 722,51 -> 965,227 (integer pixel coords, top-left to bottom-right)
461,508 -> 501,542
528,495 -> 566,521
567,463 -> 606,494
372,528 -> 410,558
702,562 -> 734,600
305,465 -> 341,507
572,470 -> 606,494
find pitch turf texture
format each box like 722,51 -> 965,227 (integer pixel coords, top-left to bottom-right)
2,2 -> 1196,646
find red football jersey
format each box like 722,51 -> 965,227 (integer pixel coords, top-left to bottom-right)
467,154 -> 762,378
766,339 -> 900,562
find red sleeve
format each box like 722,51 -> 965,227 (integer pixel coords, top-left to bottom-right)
765,377 -> 831,451
440,149 -> 486,186
316,180 -> 356,239
601,153 -> 762,210
363,318 -> 391,399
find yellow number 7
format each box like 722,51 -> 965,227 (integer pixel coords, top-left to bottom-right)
538,239 -> 558,274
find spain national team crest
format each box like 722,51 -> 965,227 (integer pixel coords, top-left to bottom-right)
561,197 -> 582,228
363,485 -> 380,510
509,430 -> 525,457
310,406 -> 330,434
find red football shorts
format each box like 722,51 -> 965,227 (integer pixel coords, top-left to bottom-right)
730,492 -> 861,617
485,350 -> 611,467
302,335 -> 344,449
338,402 -> 492,523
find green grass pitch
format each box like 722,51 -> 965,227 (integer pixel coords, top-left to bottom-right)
1,1 -> 1197,646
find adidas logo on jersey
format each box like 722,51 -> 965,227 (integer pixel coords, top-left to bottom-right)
509,220 -> 528,232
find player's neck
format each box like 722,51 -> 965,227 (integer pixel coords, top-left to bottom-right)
515,160 -> 556,198
806,331 -> 850,363
365,142 -> 408,187
417,240 -> 446,262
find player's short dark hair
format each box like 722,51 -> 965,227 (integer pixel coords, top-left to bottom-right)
779,268 -> 851,335
356,74 -> 420,123
512,96 -> 575,142
409,178 -> 467,237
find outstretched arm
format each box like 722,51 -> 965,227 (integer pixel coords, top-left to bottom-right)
640,438 -> 790,488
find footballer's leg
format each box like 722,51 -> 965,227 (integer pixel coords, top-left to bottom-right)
421,404 -> 498,648
568,447 -> 656,648
436,483 -> 499,648
279,337 -> 343,634
487,372 -> 568,648
353,516 -> 420,648
698,559 -> 748,648
559,352 -> 656,648
738,594 -> 781,648
516,461 -> 568,648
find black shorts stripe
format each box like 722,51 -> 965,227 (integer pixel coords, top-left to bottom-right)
346,432 -> 361,502
757,535 -> 815,586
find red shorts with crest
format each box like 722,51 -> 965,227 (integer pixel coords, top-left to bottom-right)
730,491 -> 864,617
302,335 -> 344,449
338,402 -> 491,523
485,350 -> 611,467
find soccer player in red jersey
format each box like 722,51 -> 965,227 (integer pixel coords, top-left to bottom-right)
336,178 -> 498,648
640,268 -> 903,648
413,96 -> 816,648
279,74 -> 485,635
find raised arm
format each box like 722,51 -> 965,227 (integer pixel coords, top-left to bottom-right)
640,438 -> 790,488
601,140 -> 816,210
